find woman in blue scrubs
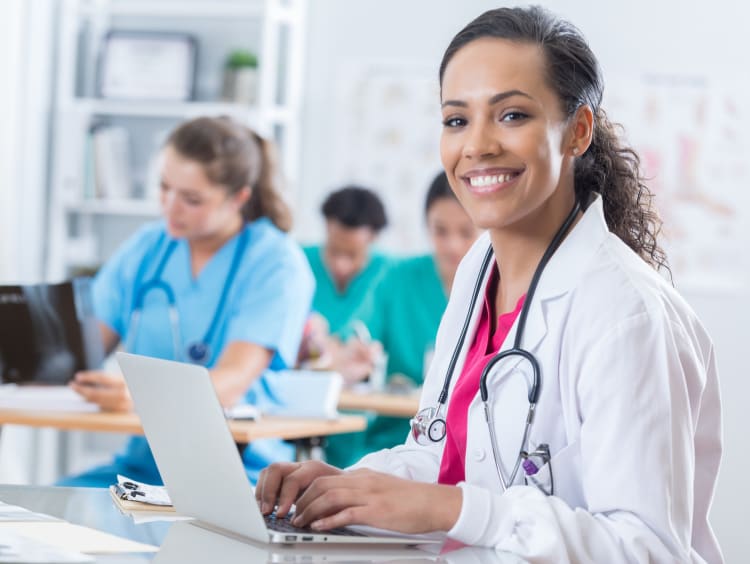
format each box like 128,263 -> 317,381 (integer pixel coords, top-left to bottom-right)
59,116 -> 314,487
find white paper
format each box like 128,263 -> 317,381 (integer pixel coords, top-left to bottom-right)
0,529 -> 93,563
0,523 -> 158,554
116,474 -> 172,506
0,385 -> 99,412
0,502 -> 59,523
128,512 -> 192,525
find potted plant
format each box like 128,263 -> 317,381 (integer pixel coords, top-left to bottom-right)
221,49 -> 259,105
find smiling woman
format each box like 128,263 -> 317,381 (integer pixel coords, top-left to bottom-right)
256,6 -> 723,563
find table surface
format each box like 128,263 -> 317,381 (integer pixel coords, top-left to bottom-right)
0,409 -> 366,443
337,389 -> 420,418
0,485 -> 523,563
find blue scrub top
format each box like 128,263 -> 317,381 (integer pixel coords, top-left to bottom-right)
64,218 -> 314,486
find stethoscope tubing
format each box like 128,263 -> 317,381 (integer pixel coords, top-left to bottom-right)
436,246 -> 495,407
413,199 -> 582,491
126,226 -> 248,364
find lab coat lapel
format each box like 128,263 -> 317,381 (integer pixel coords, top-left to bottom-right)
481,273 -> 550,385
441,244 -> 495,400
491,193 -> 611,367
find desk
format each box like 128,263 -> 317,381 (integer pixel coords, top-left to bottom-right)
0,410 -> 366,473
0,485 -> 518,563
337,390 -> 420,418
0,409 -> 366,444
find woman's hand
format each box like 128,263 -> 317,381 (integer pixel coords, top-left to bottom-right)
291,468 -> 463,534
256,460 -> 343,518
69,370 -> 132,412
330,339 -> 384,385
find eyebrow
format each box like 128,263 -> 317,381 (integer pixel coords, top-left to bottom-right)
441,89 -> 534,108
160,180 -> 203,197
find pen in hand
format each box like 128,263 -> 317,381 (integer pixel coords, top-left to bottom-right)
351,320 -> 372,344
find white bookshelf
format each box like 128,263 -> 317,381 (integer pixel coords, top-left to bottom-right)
72,98 -> 264,121
46,0 -> 308,279
63,198 -> 162,217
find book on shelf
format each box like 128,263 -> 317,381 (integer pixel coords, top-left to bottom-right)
84,124 -> 134,201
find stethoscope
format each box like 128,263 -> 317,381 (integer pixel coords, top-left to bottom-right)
125,227 -> 249,365
410,200 -> 581,492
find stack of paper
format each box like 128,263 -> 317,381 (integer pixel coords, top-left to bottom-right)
0,529 -> 93,563
0,523 -> 157,556
0,498 -> 158,557
0,385 -> 99,412
0,502 -> 59,523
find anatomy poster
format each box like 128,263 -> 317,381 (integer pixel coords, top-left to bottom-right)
332,62 -> 443,252
606,75 -> 750,291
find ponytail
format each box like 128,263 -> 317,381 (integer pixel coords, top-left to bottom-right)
242,131 -> 292,232
166,116 -> 293,232
574,109 -> 669,273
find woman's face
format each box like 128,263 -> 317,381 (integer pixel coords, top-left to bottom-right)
426,197 -> 479,279
159,145 -> 248,241
439,38 -> 576,235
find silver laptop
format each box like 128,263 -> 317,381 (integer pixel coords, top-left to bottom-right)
153,521 -> 438,563
116,352 -> 441,546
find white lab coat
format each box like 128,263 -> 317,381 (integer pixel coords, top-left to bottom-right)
353,195 -> 723,563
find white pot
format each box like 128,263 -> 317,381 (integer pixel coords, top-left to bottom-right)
222,67 -> 258,105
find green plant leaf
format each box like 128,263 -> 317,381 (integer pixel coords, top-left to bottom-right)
225,49 -> 258,69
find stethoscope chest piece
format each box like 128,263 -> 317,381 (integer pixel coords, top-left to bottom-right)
410,406 -> 447,445
427,417 -> 447,442
186,342 -> 211,365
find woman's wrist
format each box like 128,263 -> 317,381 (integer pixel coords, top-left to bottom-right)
428,483 -> 463,532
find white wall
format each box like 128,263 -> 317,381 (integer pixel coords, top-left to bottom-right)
0,0 -> 61,485
299,1 -> 749,560
0,0 -> 25,281
0,0 -> 55,283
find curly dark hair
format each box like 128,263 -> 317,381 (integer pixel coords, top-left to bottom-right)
439,5 -> 669,273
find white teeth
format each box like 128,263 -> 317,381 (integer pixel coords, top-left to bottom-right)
469,174 -> 515,187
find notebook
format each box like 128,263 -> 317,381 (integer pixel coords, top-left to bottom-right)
116,352 -> 442,546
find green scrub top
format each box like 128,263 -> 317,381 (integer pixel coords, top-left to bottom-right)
325,254 -> 448,468
302,245 -> 392,338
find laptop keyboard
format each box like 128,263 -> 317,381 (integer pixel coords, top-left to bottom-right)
265,512 -> 367,537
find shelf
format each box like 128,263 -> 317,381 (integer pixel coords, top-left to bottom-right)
71,98 -> 261,122
78,0 -> 265,19
65,198 -> 161,216
47,0 -> 306,280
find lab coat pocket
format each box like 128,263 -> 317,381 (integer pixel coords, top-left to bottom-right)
524,455 -> 554,496
525,440 -> 585,507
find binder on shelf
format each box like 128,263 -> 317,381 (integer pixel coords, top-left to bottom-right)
0,278 -> 105,385
91,124 -> 134,200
